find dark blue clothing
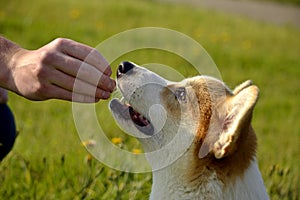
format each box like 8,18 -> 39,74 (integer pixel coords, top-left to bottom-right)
0,104 -> 16,161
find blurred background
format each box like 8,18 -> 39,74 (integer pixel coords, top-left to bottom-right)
0,0 -> 299,199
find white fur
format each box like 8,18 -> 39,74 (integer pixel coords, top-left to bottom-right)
110,62 -> 269,200
222,160 -> 269,200
150,153 -> 224,200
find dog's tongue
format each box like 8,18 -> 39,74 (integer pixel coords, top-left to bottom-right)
129,106 -> 150,127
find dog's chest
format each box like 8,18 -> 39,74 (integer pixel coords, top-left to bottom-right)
149,160 -> 269,200
150,166 -> 223,200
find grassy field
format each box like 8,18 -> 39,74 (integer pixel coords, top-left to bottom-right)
0,0 -> 299,199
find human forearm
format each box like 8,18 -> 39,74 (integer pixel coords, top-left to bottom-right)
0,36 -> 115,102
0,36 -> 23,91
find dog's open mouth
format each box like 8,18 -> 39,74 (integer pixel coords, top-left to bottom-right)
110,98 -> 154,135
129,106 -> 151,127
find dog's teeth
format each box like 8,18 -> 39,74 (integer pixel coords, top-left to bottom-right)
140,115 -> 145,120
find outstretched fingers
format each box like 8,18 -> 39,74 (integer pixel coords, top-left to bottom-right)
49,69 -> 111,101
45,48 -> 115,93
46,85 -> 99,103
53,38 -> 112,76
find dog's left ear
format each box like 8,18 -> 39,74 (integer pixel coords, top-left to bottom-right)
206,81 -> 259,159
213,82 -> 259,159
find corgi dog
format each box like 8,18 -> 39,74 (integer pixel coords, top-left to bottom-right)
109,61 -> 269,200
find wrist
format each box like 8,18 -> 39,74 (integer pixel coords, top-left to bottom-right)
0,37 -> 23,91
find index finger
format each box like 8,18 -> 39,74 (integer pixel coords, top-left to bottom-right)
54,38 -> 112,76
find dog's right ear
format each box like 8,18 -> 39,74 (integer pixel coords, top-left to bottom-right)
232,80 -> 253,95
199,81 -> 259,159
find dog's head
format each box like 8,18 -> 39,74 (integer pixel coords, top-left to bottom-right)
109,61 -> 259,171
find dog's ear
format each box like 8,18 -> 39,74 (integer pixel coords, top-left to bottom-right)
213,82 -> 259,159
232,80 -> 253,95
199,81 -> 259,159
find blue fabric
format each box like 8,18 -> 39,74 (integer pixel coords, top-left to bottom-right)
0,104 -> 16,161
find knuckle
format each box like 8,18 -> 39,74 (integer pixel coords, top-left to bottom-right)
49,38 -> 69,52
52,37 -> 66,47
33,63 -> 48,79
104,67 -> 112,76
39,49 -> 57,64
99,73 -> 109,84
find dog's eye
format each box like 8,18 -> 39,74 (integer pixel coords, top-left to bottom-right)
174,87 -> 187,103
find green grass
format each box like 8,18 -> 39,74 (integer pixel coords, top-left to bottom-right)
0,0 -> 299,199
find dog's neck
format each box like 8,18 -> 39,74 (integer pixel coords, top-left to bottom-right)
150,152 -> 224,200
148,125 -> 269,200
150,158 -> 268,200
141,118 -> 269,200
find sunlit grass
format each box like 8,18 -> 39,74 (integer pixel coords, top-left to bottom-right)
0,0 -> 299,199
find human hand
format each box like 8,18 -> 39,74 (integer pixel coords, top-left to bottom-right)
7,38 -> 115,102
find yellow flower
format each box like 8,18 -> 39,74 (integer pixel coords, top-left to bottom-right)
86,154 -> 93,161
84,154 -> 93,166
132,148 -> 142,154
69,8 -> 81,20
82,139 -> 96,148
111,137 -> 123,145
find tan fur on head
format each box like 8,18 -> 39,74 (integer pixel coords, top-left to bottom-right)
188,78 -> 259,184
110,62 -> 269,200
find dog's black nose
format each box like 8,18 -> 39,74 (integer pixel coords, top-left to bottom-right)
117,61 -> 135,78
